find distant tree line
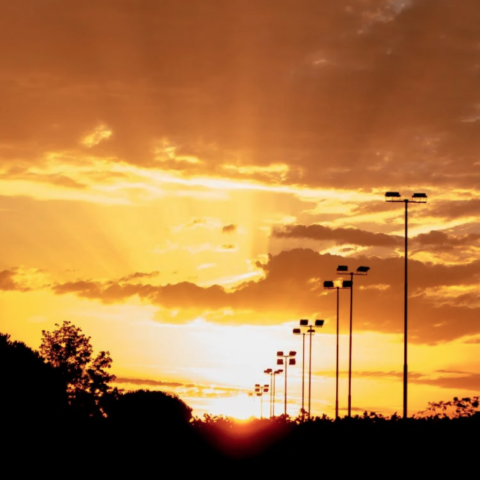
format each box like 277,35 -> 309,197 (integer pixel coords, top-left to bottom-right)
2,322 -> 479,474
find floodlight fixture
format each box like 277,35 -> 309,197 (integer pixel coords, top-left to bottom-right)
385,191 -> 401,201
412,192 -> 427,203
342,280 -> 352,288
275,369 -> 283,374
337,265 -> 348,272
300,319 -> 309,326
293,328 -> 301,334
277,351 -> 298,416
323,280 -> 335,288
264,368 -> 272,374
315,319 -> 324,327
356,266 -> 370,274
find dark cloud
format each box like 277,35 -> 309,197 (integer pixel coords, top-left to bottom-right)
115,377 -> 188,388
0,269 -> 30,292
222,224 -> 237,234
272,224 -> 480,254
117,271 -> 160,282
218,244 -> 236,251
51,248 -> 480,343
114,376 -> 245,398
414,230 -> 480,248
273,224 -> 402,247
1,1 -> 480,191
317,369 -> 480,391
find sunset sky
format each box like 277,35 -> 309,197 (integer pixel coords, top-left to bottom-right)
2,0 -> 480,419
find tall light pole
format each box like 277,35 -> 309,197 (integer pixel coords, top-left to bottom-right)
264,368 -> 273,417
385,191 -> 427,419
323,280 -> 349,419
254,383 -> 270,418
337,264 -> 370,418
294,319 -> 324,418
276,351 -> 296,416
292,328 -> 306,417
272,369 -> 283,417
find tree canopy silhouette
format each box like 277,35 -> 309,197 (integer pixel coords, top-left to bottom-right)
0,333 -> 68,423
105,389 -> 193,426
40,321 -> 115,416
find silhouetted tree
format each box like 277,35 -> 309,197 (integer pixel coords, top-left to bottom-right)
40,321 -> 115,416
105,389 -> 192,426
417,396 -> 480,419
0,333 -> 68,423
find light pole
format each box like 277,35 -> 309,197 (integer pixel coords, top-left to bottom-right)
264,368 -> 273,417
337,264 -> 370,418
276,351 -> 296,416
293,319 -> 324,418
292,328 -> 306,416
272,369 -> 283,417
385,191 -> 427,419
254,383 -> 270,418
323,280 -> 349,419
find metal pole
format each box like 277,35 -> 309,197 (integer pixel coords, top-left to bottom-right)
336,286 -> 339,419
302,333 -> 305,416
308,330 -> 313,417
348,272 -> 353,418
270,373 -> 273,418
272,374 -> 276,417
404,200 -> 408,419
284,357 -> 288,416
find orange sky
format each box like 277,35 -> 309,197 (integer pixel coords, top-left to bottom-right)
1,0 -> 480,419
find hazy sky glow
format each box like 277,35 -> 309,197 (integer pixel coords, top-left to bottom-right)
2,0 -> 480,418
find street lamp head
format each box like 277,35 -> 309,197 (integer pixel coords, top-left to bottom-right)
412,192 -> 427,203
277,351 -> 284,357
293,328 -> 301,334
385,191 -> 401,201
337,265 -> 349,272
289,358 -> 296,365
277,359 -> 284,365
264,368 -> 272,374
275,369 -> 283,374
289,351 -> 297,357
323,280 -> 334,288
315,319 -> 325,327
356,266 -> 370,274
299,319 -> 309,326
342,280 -> 353,288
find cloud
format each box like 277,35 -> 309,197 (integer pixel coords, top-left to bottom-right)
0,269 -> 29,291
1,0 -> 480,194
316,369 -> 480,391
113,376 -> 246,399
51,248 -> 480,343
273,224 -> 402,247
222,224 -> 237,234
118,271 -> 160,282
114,377 -> 190,388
